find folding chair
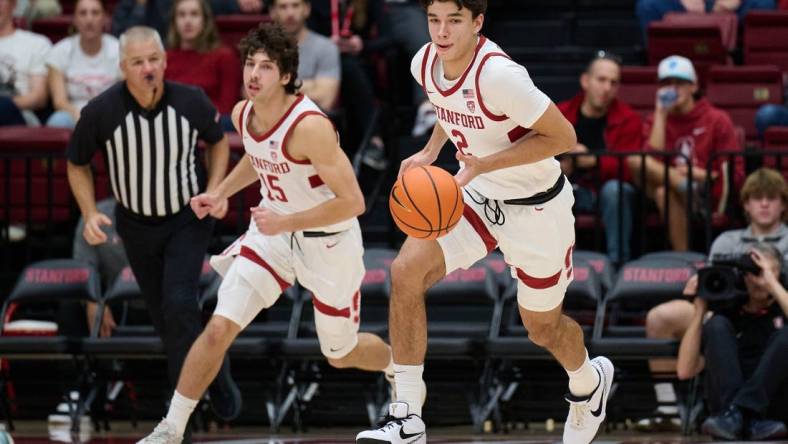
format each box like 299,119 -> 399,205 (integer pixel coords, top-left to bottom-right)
591,256 -> 698,431
0,259 -> 100,432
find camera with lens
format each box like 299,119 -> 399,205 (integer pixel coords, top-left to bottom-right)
696,254 -> 761,311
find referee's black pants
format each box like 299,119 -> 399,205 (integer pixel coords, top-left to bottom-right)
115,205 -> 228,396
703,314 -> 788,420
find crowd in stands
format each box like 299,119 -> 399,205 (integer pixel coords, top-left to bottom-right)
3,0 -> 788,439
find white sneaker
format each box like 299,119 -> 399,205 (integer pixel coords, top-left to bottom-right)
563,356 -> 614,444
356,402 -> 426,444
136,419 -> 181,444
384,373 -> 427,404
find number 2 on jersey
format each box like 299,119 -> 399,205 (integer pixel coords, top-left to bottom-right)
451,129 -> 470,155
261,174 -> 288,202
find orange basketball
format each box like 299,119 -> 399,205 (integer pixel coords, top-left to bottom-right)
389,166 -> 464,240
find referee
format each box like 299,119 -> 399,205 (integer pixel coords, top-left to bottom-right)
65,26 -> 240,435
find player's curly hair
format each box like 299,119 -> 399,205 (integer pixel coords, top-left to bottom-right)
419,0 -> 486,18
238,23 -> 301,94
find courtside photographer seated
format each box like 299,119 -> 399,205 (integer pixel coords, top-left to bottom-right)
677,243 -> 788,441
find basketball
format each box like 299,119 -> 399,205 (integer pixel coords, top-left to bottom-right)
389,166 -> 464,239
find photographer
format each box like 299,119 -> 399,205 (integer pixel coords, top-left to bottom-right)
640,168 -> 788,431
677,244 -> 788,441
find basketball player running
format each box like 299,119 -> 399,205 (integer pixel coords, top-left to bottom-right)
355,1 -> 613,443
138,23 -> 395,444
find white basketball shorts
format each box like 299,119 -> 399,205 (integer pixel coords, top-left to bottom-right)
437,178 -> 576,312
210,220 -> 365,359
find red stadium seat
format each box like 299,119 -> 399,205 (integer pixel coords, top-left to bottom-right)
647,21 -> 730,86
765,126 -> 788,147
31,15 -> 73,44
761,127 -> 788,179
706,65 -> 784,143
215,15 -> 270,52
618,66 -> 658,119
662,12 -> 738,50
744,11 -> 788,74
780,0 -> 788,9
0,127 -> 73,225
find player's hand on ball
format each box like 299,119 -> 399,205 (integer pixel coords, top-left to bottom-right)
83,211 -> 112,245
454,151 -> 484,187
251,207 -> 288,235
398,150 -> 438,180
191,192 -> 220,219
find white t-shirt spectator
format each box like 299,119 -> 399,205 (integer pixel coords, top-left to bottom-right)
46,34 -> 120,111
0,29 -> 52,124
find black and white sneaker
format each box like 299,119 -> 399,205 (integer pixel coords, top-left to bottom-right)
563,356 -> 614,444
356,402 -> 426,444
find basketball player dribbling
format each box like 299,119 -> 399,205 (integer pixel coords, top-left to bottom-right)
137,23 -> 396,444
355,1 -> 613,443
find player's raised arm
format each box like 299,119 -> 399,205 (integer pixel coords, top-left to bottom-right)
273,114 -> 365,231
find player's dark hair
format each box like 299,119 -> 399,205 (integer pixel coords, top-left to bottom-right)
238,23 -> 300,94
419,0 -> 486,18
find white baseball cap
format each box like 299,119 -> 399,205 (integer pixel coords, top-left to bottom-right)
658,55 -> 697,83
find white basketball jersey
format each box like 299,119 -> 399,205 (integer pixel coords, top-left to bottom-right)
415,36 -> 562,200
239,95 -> 355,233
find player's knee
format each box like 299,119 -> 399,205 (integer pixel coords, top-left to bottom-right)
202,316 -> 238,350
390,253 -> 421,285
526,320 -> 561,349
326,356 -> 351,369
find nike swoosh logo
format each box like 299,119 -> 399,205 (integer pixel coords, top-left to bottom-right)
330,346 -> 344,352
534,207 -> 544,211
590,369 -> 605,417
399,428 -> 424,440
326,242 -> 339,249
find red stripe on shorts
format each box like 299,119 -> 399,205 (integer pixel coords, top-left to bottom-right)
239,246 -> 291,292
516,267 -> 561,290
462,205 -> 497,253
312,293 -> 350,318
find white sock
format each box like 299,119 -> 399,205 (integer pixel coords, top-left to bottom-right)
655,382 -> 678,415
165,391 -> 198,437
566,351 -> 600,397
393,363 -> 424,416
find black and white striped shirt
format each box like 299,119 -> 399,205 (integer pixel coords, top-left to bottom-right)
67,81 -> 223,218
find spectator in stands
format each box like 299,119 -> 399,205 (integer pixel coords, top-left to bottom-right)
210,0 -> 264,14
46,0 -> 120,128
755,103 -> 788,140
557,51 -> 642,265
112,0 -> 172,38
112,0 -> 265,38
677,242 -> 788,441
380,0 -> 434,137
0,0 -> 52,126
14,0 -> 61,21
643,167 -> 788,431
629,55 -> 743,251
165,0 -> 240,131
269,0 -> 340,112
308,0 -> 388,168
635,0 -> 776,42
59,198 -> 126,339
